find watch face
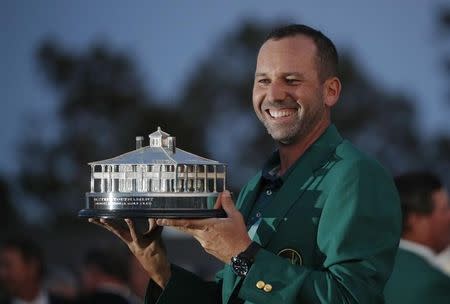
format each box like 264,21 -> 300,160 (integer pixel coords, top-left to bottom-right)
231,256 -> 250,277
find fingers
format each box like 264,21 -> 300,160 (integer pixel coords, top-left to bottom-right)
143,219 -> 164,242
144,218 -> 157,235
89,218 -> 167,252
125,219 -> 138,242
148,218 -> 157,231
156,218 -> 214,230
214,190 -> 234,209
219,191 -> 238,217
157,218 -> 219,240
171,225 -> 193,235
88,218 -> 104,228
99,218 -> 131,243
192,234 -> 209,249
214,192 -> 224,209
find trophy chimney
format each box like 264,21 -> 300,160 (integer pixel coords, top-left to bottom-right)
136,136 -> 144,149
167,136 -> 176,154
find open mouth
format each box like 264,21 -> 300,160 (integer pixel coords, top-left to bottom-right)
266,108 -> 297,119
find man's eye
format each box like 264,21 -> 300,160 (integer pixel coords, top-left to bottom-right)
258,79 -> 270,84
286,78 -> 300,84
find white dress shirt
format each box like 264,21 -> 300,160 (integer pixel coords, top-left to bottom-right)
399,239 -> 450,277
11,289 -> 49,304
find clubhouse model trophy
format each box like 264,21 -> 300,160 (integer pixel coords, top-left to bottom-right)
78,127 -> 227,218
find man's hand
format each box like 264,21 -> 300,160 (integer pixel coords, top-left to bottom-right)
88,217 -> 171,288
156,191 -> 252,263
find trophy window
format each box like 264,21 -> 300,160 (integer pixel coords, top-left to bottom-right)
90,163 -> 226,194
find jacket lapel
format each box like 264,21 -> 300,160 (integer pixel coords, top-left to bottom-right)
222,172 -> 261,304
225,125 -> 343,303
236,172 -> 262,221
253,124 -> 343,248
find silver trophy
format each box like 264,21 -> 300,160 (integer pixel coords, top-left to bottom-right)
78,127 -> 227,218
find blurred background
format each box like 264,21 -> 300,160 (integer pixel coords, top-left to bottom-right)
1,0 -> 449,301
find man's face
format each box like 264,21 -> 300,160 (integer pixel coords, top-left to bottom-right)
429,188 -> 450,253
253,35 -> 327,144
0,248 -> 35,296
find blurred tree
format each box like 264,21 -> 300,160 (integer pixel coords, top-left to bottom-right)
177,19 -> 429,188
0,177 -> 20,236
333,52 -> 424,172
431,6 -> 450,183
19,17 -> 450,218
18,40 -> 207,216
437,6 -> 450,104
178,21 -> 280,187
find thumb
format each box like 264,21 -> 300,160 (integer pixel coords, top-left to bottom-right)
213,192 -> 223,209
220,190 -> 237,216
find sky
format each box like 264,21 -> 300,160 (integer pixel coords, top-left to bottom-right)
2,0 -> 449,176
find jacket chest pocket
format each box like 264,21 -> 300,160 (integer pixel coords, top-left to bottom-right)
266,199 -> 322,267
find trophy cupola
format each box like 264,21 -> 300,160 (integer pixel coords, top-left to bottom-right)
149,126 -> 170,148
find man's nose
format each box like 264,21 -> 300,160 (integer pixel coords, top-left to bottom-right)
267,82 -> 287,102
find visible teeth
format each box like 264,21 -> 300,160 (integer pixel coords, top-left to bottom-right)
268,109 -> 295,118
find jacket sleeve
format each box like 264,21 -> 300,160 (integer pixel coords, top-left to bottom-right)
144,183 -> 253,304
236,159 -> 402,303
145,264 -> 222,304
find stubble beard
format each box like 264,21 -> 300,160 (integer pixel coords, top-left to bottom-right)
262,98 -> 326,145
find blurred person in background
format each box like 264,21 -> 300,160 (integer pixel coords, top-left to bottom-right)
384,171 -> 450,303
437,244 -> 450,275
77,248 -> 139,304
45,267 -> 78,302
0,237 -> 72,304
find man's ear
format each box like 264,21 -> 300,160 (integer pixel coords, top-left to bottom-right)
323,76 -> 341,107
407,212 -> 429,232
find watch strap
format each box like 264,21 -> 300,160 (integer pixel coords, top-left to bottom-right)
238,241 -> 261,262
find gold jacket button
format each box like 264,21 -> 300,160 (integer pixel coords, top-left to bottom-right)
263,284 -> 273,293
256,281 -> 265,289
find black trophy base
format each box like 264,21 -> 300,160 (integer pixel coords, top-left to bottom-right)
78,208 -> 227,219
81,193 -> 226,218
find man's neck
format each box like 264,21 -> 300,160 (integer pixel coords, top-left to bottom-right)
402,234 -> 440,254
278,119 -> 330,176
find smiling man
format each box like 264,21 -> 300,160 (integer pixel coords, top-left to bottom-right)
252,32 -> 340,175
92,24 -> 402,303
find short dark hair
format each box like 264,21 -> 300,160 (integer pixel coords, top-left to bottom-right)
0,237 -> 45,279
83,248 -> 129,282
394,171 -> 443,233
264,24 -> 339,81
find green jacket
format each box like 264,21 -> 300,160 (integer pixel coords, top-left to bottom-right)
146,125 -> 402,304
384,247 -> 450,303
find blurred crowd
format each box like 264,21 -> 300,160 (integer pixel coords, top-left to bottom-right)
1,171 -> 450,303
0,238 -> 148,304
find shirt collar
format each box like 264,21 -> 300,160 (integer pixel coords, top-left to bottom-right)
12,289 -> 49,304
261,123 -> 342,186
260,153 -> 284,190
399,239 -> 442,269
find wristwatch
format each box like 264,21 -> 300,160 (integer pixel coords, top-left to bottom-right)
231,241 -> 261,277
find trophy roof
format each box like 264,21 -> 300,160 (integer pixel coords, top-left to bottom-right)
89,146 -> 222,166
149,126 -> 170,139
